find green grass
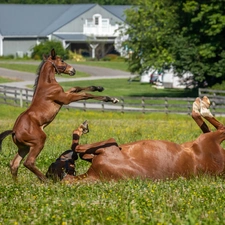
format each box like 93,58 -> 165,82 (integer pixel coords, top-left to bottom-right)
0,60 -> 128,73
60,78 -> 198,97
72,60 -> 129,71
0,59 -> 129,72
0,77 -> 15,83
0,62 -> 90,79
0,63 -> 38,73
0,105 -> 225,224
0,60 -> 198,97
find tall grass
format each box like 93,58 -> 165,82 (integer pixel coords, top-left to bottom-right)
0,105 -> 225,224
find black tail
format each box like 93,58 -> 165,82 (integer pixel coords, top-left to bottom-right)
0,130 -> 13,151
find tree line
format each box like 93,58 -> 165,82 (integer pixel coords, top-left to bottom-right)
0,0 -> 135,4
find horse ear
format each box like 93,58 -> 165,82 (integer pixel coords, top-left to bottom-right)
51,49 -> 56,60
42,54 -> 47,60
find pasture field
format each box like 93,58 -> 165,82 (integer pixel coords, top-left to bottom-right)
0,62 -> 90,80
60,79 -> 198,98
0,60 -> 129,72
0,105 -> 225,225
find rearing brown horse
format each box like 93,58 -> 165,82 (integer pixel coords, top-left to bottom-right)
0,49 -> 118,182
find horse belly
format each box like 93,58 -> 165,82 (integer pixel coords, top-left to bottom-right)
30,103 -> 61,127
122,140 -> 195,180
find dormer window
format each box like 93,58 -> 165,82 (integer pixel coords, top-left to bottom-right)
94,16 -> 99,25
93,14 -> 101,26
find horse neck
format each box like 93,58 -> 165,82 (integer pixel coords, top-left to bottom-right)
38,61 -> 57,85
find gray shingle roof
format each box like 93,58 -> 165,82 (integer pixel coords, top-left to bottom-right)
102,5 -> 131,21
0,4 -> 109,37
39,4 -> 96,36
0,4 -> 129,37
53,33 -> 90,41
0,4 -> 69,36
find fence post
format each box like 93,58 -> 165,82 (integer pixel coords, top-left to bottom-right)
142,97 -> 145,113
101,102 -> 104,112
3,86 -> 6,103
187,98 -> 191,115
14,89 -> 17,105
20,89 -> 23,107
165,97 -> 168,114
83,100 -> 86,111
25,89 -> 29,107
212,99 -> 216,116
121,97 -> 124,113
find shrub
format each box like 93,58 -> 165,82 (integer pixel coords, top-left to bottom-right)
31,40 -> 69,60
68,51 -> 86,62
101,54 -> 125,62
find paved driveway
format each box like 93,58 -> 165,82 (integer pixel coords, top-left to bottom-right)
0,63 -> 134,88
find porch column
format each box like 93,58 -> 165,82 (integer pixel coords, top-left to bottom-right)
90,44 -> 98,58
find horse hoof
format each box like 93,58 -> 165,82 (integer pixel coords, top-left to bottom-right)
81,120 -> 89,134
113,98 -> 119,104
97,86 -> 104,92
192,97 -> 201,114
200,96 -> 213,118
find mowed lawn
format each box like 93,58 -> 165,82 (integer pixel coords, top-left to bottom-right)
0,105 -> 225,225
0,60 -> 198,98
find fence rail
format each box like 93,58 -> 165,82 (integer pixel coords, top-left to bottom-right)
1,85 -> 225,115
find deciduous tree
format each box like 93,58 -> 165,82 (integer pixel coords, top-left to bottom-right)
123,0 -> 225,87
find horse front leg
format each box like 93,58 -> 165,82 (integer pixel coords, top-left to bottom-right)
68,92 -> 119,104
75,138 -> 118,162
76,138 -> 118,153
66,86 -> 104,93
71,120 -> 89,151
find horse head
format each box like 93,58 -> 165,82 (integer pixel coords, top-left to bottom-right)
44,48 -> 76,76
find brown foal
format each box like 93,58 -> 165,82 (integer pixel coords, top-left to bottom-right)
0,49 -> 118,182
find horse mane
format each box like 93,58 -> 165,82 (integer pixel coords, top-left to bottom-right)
33,59 -> 46,96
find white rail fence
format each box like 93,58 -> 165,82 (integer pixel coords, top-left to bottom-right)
1,85 -> 225,115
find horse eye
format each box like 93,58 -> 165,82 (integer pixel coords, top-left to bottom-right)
61,60 -> 64,63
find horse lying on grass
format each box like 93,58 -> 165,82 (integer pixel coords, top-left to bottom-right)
55,96 -> 225,184
0,49 -> 118,182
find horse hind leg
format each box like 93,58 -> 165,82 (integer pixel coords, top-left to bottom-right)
23,148 -> 47,182
23,134 -> 47,182
10,147 -> 29,181
200,96 -> 223,130
191,97 -> 211,133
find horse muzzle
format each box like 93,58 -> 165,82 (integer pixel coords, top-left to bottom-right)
69,68 -> 76,76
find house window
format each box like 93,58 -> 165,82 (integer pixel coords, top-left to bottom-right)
94,17 -> 99,25
93,14 -> 101,26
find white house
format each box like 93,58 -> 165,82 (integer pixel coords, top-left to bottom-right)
0,4 -> 130,58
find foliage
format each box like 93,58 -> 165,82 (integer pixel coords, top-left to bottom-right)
122,0 -> 176,74
31,40 -> 69,60
0,0 -> 136,4
1,105 -> 225,224
68,51 -> 86,62
122,0 -> 225,87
